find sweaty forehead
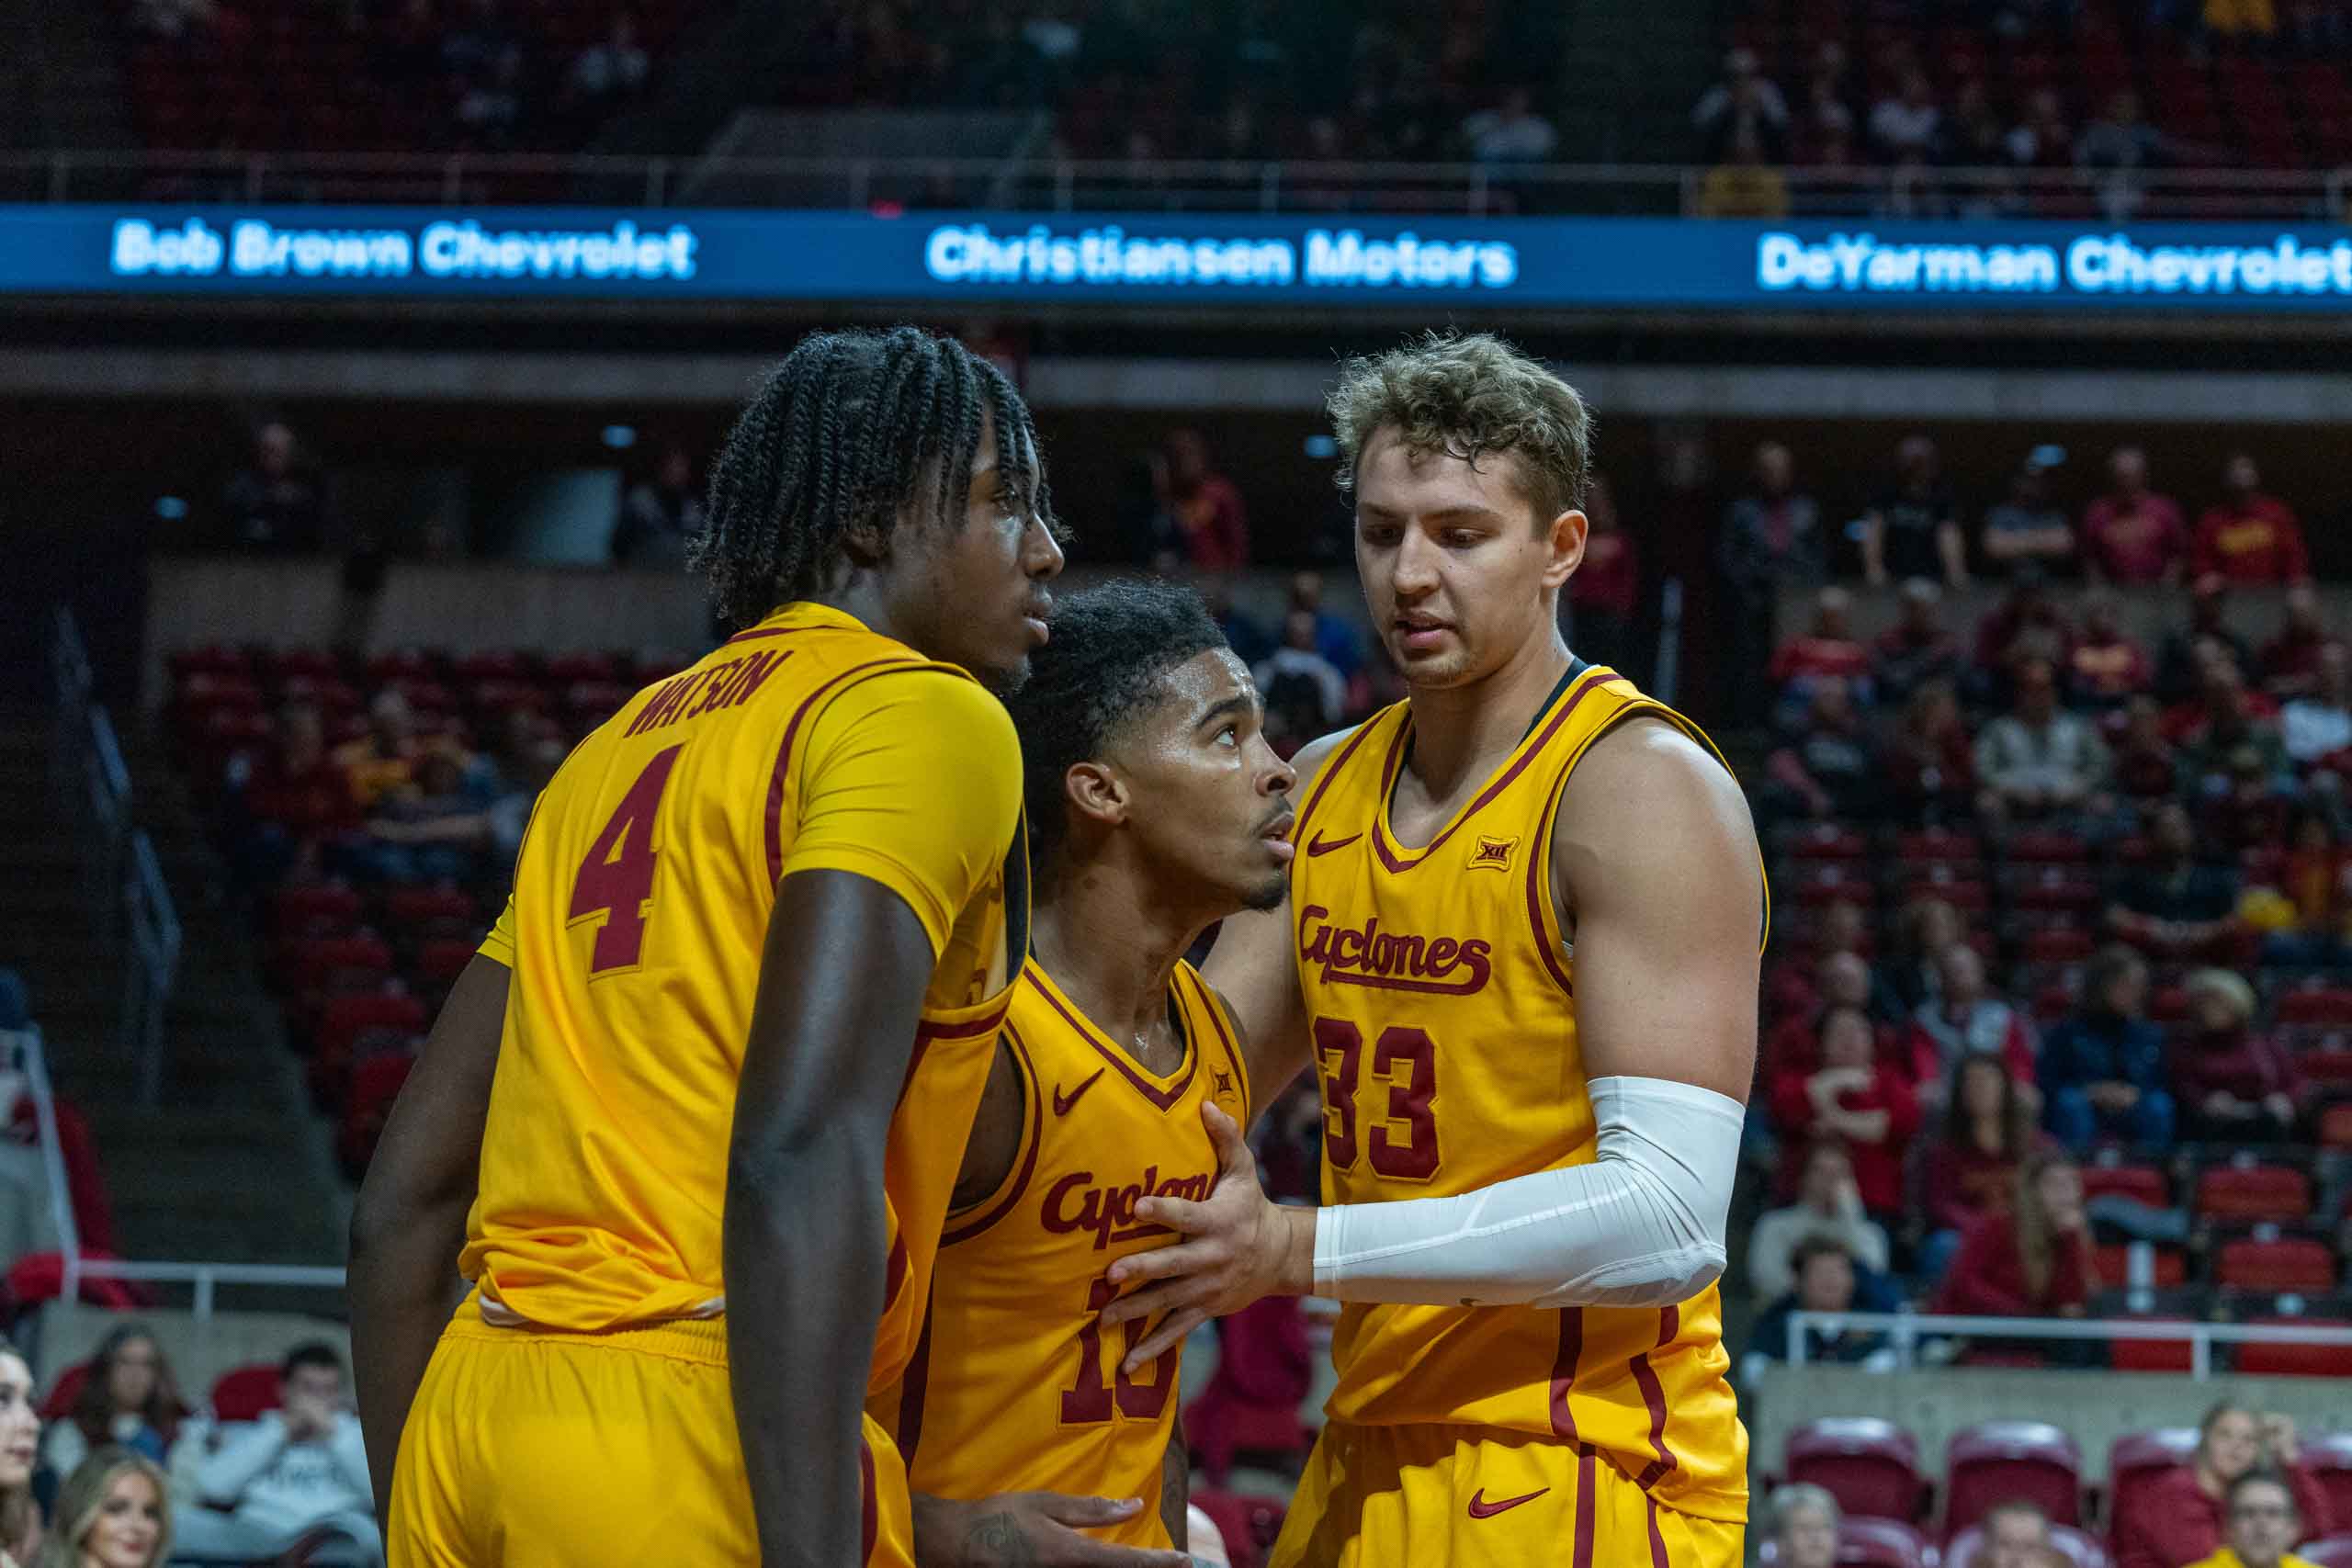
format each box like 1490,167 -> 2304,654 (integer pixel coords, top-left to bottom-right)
1357,426 -> 1532,516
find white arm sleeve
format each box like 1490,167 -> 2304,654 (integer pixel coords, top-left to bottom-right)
1312,1076 -> 1744,1310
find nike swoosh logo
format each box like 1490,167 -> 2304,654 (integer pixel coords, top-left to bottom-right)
1052,1069 -> 1105,1117
1466,1487 -> 1549,1519
1306,831 -> 1363,857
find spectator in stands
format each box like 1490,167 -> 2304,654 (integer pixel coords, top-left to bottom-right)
2041,943 -> 2175,1146
2006,87 -> 2074,169
334,689 -> 424,812
0,1341 -> 39,1566
1870,69 -> 1944,164
1691,47 -> 1789,162
1720,440 -> 1825,726
1566,474 -> 1639,668
2108,802 -> 2242,963
1198,577 -> 1271,668
1771,587 -> 1874,712
1461,85 -> 1558,164
2189,1471 -> 2317,1568
2159,582 -> 2258,706
2261,805 -> 2352,964
1694,123 -> 1792,218
1744,1235 -> 1904,1380
175,1344 -> 377,1566
2068,590 -> 2154,710
1981,457 -> 2077,579
1933,1151 -> 2096,1325
1874,580 -> 1964,705
34,1446 -> 169,1568
566,11 -> 650,114
2261,587 -> 2331,700
1286,572 -> 1363,678
1882,679 -> 1978,824
355,750 -> 488,884
1255,611 -> 1349,749
612,444 -> 705,569
1771,1004 -> 1920,1219
1969,1502 -> 2056,1568
1798,72 -> 1856,157
2076,90 -> 2174,220
1909,944 -> 2038,1092
1768,1484 -> 1841,1568
2083,446 -> 2188,585
2282,643 -> 2352,766
230,704 -> 360,886
1975,571 -> 2075,687
1920,1054 -> 2054,1283
2113,694 -> 2184,803
2116,1404 -> 2330,1568
1975,655 -> 2111,824
2174,967 -> 2303,1141
1942,83 -> 2024,220
1862,434 -> 1967,590
1768,677 -> 1881,821
221,422 -> 326,554
2195,455 -> 2308,585
1150,429 -> 1249,571
2204,0 -> 2282,47
1749,1140 -> 1892,1300
40,1328 -> 185,1483
1890,894 -> 1967,1010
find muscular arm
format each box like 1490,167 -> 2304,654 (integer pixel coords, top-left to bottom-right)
1161,1407 -> 1189,1551
1202,728 -> 1352,1120
730,869 -> 940,1568
348,954 -> 508,1519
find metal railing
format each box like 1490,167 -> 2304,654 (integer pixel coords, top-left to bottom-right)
121,830 -> 180,1108
1786,1310 -> 2352,1380
2,149 -> 2346,221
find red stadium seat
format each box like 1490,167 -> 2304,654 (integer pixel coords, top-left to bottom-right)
2109,1430 -> 2199,1545
271,882 -> 364,942
545,651 -> 621,684
1947,1522 -> 2110,1568
2196,1165 -> 2312,1224
2107,1318 -> 2197,1372
338,1052 -> 415,1178
2149,986 -> 2193,1024
209,1364 -> 284,1422
40,1362 -> 88,1422
382,885 -> 479,938
173,645 -> 252,678
2234,1319 -> 2352,1378
2278,988 -> 2352,1026
453,649 -> 531,683
1837,1518 -> 1935,1568
2079,1165 -> 2166,1207
367,649 -> 435,684
1783,1417 -> 1927,1524
2025,930 -> 2096,965
1187,1490 -> 1283,1568
1944,1421 -> 2082,1538
2305,1436 -> 2352,1538
1896,829 -> 1983,868
2321,1101 -> 2352,1148
413,939 -> 479,987
277,673 -> 362,715
1788,824 -> 1869,861
2216,1236 -> 2335,1292
265,648 -> 340,682
2093,1246 -> 2188,1291
2007,830 -> 2092,864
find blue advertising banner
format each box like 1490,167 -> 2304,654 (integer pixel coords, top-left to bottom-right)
5,205 -> 2352,311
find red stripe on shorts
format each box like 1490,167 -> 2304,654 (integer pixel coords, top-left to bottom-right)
1647,1495 -> 1669,1567
1573,1445 -> 1597,1567
1630,1304 -> 1680,1490
1549,1307 -> 1584,1442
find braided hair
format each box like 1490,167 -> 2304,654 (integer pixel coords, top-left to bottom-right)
694,326 -> 1054,629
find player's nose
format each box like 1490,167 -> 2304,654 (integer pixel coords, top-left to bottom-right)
1022,513 -> 1065,579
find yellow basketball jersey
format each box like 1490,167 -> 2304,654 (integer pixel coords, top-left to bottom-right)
888,960 -> 1251,1546
1286,660 -> 1753,1525
462,601 -> 1023,1401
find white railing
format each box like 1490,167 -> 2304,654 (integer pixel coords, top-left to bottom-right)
1,150 -> 2346,222
1787,1310 -> 2352,1380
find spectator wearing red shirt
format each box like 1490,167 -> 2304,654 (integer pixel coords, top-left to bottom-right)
1931,1152 -> 2096,1325
2109,694 -> 2181,803
1151,428 -> 1250,570
1770,1004 -> 1920,1219
2083,446 -> 2188,585
1974,572 -> 2075,681
2192,453 -> 2309,585
2173,967 -> 2304,1141
1765,949 -> 1906,1079
2067,589 -> 2153,709
1873,579 -> 1964,704
1771,585 -> 1875,709
1881,679 -> 1977,825
1917,1055 -> 2059,1284
2114,1404 -> 2332,1568
2259,583 -> 2330,700
230,703 -> 362,887
1566,473 -> 1639,671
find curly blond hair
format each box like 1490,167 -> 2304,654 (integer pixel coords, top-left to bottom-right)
1326,331 -> 1592,524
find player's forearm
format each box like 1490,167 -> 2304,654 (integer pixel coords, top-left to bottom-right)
346,1193 -> 469,1517
1160,1408 -> 1189,1550
726,1132 -> 885,1568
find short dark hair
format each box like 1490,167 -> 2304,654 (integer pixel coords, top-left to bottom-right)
1001,578 -> 1227,878
2227,1468 -> 2297,1516
1791,1235 -> 1855,1276
694,326 -> 1053,628
281,1342 -> 343,1381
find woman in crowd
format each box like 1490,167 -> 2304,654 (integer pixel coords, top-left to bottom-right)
2040,944 -> 2175,1148
1770,1004 -> 1921,1221
1917,1054 -> 2055,1285
40,1327 -> 186,1480
2172,967 -> 2304,1143
0,1340 -> 45,1567
1888,894 -> 1967,1011
31,1449 -> 167,1568
1933,1152 -> 2098,1345
1881,680 -> 1978,826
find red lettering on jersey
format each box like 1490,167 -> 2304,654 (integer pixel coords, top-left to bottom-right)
1040,1165 -> 1214,1250
1298,905 -> 1493,994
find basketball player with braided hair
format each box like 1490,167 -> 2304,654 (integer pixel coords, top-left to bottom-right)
355,326 -> 1098,1566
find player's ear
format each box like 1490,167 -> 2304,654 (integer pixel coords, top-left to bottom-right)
1064,761 -> 1130,831
1542,506 -> 1588,592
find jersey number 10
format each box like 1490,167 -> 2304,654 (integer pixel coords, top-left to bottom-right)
1062,1273 -> 1176,1425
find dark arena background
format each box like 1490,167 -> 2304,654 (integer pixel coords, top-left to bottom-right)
4,0 -> 2352,1562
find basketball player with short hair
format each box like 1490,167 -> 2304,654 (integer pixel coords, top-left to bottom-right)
1100,332 -> 1764,1564
885,580 -> 1294,1565
351,325 -> 1076,1567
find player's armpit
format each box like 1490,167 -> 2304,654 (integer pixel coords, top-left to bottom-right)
1202,726 -> 1355,1119
1549,717 -> 1762,1103
348,953 -> 508,1520
951,1036 -> 1028,1213
728,868 -> 940,1568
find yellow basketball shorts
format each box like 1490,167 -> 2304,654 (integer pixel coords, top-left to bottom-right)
388,1307 -> 914,1566
1266,1421 -> 1742,1568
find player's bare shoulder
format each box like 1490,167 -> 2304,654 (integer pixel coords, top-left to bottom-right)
1549,716 -> 1761,931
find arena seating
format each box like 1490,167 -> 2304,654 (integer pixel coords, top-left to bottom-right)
1943,1421 -> 2083,1538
